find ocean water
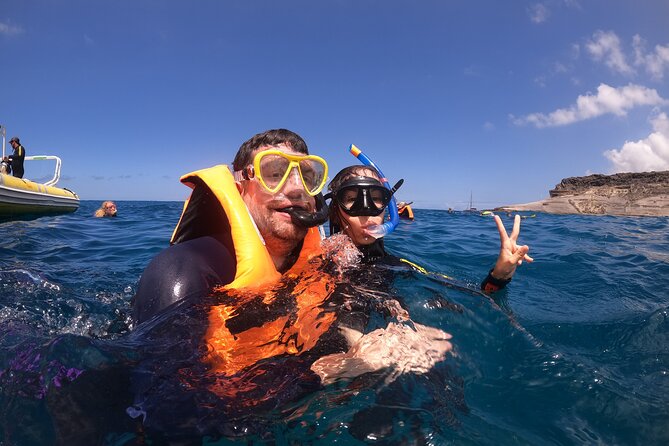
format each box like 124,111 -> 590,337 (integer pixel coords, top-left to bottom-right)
1,201 -> 668,445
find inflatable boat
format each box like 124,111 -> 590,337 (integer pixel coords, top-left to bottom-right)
0,126 -> 79,218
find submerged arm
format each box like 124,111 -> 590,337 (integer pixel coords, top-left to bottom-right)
311,319 -> 452,385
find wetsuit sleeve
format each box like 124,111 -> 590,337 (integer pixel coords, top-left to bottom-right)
480,268 -> 511,293
132,236 -> 236,324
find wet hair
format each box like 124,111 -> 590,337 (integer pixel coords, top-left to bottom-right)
327,165 -> 381,234
232,129 -> 308,171
94,201 -> 117,217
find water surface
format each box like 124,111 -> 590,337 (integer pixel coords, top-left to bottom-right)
1,202 -> 668,444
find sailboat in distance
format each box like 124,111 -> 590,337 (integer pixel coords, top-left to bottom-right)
464,191 -> 477,213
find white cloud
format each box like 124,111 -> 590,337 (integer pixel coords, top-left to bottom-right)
0,21 -> 23,36
585,30 -> 634,76
463,65 -> 481,77
534,75 -> 547,88
605,112 -> 669,172
483,121 -> 495,131
563,0 -> 582,9
553,62 -> 568,74
512,83 -> 667,128
571,43 -> 581,59
632,35 -> 669,81
528,3 -> 550,23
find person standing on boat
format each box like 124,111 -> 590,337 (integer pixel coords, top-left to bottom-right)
6,136 -> 26,178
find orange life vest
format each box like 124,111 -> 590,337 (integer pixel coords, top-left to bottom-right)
399,204 -> 414,220
170,165 -> 335,379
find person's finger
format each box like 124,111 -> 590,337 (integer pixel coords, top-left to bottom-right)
524,253 -> 534,263
494,215 -> 509,242
510,214 -> 521,241
513,244 -> 529,263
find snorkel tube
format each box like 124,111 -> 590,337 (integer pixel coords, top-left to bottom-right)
284,193 -> 329,228
349,144 -> 400,238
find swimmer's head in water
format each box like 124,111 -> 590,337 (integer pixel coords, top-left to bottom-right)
327,176 -> 392,217
95,201 -> 117,217
325,166 -> 390,244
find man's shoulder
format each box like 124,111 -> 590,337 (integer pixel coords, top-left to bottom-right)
148,236 -> 234,274
133,236 -> 237,323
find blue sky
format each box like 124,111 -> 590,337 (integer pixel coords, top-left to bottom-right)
1,0 -> 668,209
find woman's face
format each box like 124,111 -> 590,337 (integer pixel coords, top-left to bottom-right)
103,202 -> 117,216
336,171 -> 386,245
338,207 -> 384,245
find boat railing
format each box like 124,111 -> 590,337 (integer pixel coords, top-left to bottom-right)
0,124 -> 5,159
24,155 -> 63,186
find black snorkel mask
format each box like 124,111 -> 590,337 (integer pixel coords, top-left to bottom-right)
325,176 -> 403,217
282,193 -> 329,228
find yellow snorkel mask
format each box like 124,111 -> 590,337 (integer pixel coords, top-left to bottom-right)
233,149 -> 328,197
233,149 -> 330,227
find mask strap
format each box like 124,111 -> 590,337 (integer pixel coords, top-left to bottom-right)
232,166 -> 253,182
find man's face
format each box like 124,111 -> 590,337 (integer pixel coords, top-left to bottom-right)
239,144 -> 316,246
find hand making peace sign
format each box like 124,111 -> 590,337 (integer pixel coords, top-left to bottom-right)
490,214 -> 534,281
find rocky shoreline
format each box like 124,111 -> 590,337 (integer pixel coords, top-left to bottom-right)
497,171 -> 669,217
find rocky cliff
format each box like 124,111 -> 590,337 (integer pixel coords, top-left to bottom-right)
497,171 -> 669,217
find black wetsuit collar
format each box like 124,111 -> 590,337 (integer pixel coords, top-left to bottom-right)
359,238 -> 387,264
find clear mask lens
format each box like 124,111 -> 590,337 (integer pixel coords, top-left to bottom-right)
298,159 -> 326,194
259,154 -> 291,189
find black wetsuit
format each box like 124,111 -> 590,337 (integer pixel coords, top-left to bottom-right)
330,238 -> 469,442
133,235 -> 236,323
357,238 -> 403,265
9,143 -> 25,179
